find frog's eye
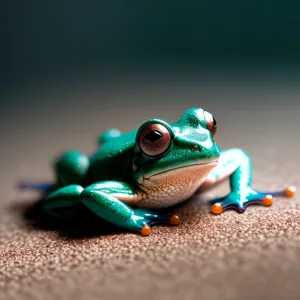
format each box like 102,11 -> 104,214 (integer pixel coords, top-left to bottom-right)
138,123 -> 172,156
204,111 -> 217,136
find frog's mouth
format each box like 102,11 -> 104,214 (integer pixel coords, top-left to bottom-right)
139,160 -> 218,184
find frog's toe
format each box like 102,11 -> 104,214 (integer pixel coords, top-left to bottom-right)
169,214 -> 181,225
210,189 -> 256,214
139,215 -> 180,236
210,193 -> 244,214
262,194 -> 273,207
285,186 -> 296,197
146,213 -> 180,226
211,203 -> 223,215
134,210 -> 180,235
141,224 -> 152,236
211,200 -> 245,214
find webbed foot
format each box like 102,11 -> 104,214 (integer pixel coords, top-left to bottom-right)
134,209 -> 181,236
210,186 -> 296,215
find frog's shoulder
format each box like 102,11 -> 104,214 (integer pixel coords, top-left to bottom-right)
91,129 -> 137,161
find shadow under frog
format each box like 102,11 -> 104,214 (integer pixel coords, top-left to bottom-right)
11,193 -> 206,239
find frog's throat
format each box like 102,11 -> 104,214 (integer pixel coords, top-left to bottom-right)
135,161 -> 218,208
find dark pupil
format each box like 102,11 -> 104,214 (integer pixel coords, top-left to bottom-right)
144,130 -> 163,143
213,117 -> 217,126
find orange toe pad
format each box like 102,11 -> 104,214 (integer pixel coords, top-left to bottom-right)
170,215 -> 181,225
263,195 -> 273,206
141,225 -> 152,236
285,186 -> 296,197
212,203 -> 223,215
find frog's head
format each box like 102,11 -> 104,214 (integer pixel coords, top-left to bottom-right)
132,108 -> 220,197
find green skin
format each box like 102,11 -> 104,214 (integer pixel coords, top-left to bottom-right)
40,108 -> 295,235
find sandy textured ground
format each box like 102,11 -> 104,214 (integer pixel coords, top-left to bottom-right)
0,74 -> 299,300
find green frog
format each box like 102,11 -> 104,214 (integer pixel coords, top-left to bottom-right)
20,108 -> 296,236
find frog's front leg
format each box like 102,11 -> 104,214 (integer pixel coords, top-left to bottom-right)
43,181 -> 180,235
81,182 -> 180,235
199,148 -> 296,214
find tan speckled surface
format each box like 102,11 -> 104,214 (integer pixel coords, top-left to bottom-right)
0,75 -> 299,300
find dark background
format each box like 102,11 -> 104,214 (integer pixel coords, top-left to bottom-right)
2,0 -> 300,87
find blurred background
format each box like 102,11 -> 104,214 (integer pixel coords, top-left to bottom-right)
2,1 -> 300,86
1,0 -> 300,179
1,0 -> 300,182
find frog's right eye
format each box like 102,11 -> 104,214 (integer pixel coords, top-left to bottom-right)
204,111 -> 217,136
138,123 -> 172,157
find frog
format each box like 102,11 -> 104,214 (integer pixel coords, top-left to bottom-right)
19,108 -> 296,236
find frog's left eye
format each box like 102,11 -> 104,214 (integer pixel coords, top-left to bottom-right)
204,111 -> 217,136
138,123 -> 172,156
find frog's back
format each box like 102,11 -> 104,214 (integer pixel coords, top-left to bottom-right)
85,130 -> 137,185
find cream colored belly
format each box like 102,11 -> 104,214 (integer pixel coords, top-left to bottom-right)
134,162 -> 217,209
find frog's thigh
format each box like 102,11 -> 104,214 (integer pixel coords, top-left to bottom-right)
55,151 -> 89,186
197,148 -> 244,192
42,185 -> 84,219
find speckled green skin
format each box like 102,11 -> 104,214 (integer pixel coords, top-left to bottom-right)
40,108 -> 292,235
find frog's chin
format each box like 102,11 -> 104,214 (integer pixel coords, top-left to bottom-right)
138,160 -> 218,185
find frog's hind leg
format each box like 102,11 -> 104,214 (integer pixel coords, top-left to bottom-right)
200,148 -> 296,215
18,151 -> 89,196
42,185 -> 84,219
55,151 -> 89,186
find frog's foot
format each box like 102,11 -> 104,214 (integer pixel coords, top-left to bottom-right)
134,209 -> 181,236
210,186 -> 296,215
